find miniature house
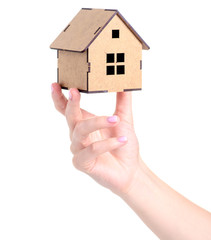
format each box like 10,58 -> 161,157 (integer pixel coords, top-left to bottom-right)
50,8 -> 150,93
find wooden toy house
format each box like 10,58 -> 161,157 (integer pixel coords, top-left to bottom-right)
50,8 -> 150,93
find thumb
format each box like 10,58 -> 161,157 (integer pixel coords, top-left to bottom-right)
65,88 -> 82,133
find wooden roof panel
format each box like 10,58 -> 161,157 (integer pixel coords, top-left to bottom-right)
50,8 -> 150,52
50,9 -> 116,52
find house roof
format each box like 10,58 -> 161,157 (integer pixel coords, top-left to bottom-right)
50,8 -> 150,52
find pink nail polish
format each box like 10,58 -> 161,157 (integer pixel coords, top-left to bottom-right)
118,136 -> 128,143
107,115 -> 118,123
69,90 -> 72,100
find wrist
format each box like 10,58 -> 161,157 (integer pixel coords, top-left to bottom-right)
119,156 -> 152,200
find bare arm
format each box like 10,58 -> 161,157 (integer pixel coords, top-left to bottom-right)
121,160 -> 211,240
51,83 -> 211,240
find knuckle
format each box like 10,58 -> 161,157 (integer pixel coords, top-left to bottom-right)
89,142 -> 98,154
70,141 -> 82,155
72,150 -> 96,174
80,137 -> 89,148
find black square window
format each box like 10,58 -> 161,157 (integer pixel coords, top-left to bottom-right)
112,30 -> 119,38
107,66 -> 115,75
117,53 -> 125,62
107,53 -> 115,63
117,65 -> 125,75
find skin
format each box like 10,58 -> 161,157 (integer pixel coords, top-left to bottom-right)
51,82 -> 211,240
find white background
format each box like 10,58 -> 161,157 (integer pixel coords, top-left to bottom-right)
0,0 -> 211,239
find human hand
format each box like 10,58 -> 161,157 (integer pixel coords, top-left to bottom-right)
51,83 -> 143,196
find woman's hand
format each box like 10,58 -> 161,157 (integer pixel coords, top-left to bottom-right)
51,83 -> 142,195
51,83 -> 211,240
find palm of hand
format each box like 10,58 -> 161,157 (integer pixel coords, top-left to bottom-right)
83,111 -> 140,194
51,83 -> 141,195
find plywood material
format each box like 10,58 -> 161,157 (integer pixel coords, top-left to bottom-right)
50,9 -> 115,52
50,8 -> 150,52
58,50 -> 88,90
50,8 -> 150,93
88,14 -> 142,92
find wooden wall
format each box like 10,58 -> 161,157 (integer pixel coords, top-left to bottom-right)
58,50 -> 88,90
88,14 -> 142,92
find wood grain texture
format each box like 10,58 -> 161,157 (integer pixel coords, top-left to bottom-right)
58,50 -> 88,90
88,15 -> 142,92
50,9 -> 115,52
50,8 -> 149,52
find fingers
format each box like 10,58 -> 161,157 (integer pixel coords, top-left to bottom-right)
70,115 -> 119,153
51,83 -> 68,115
72,136 -> 128,173
74,115 -> 119,140
65,88 -> 82,133
114,91 -> 133,124
51,83 -> 94,118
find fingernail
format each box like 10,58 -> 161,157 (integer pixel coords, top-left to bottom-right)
51,84 -> 54,93
69,89 -> 72,100
118,136 -> 128,143
107,115 -> 118,123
